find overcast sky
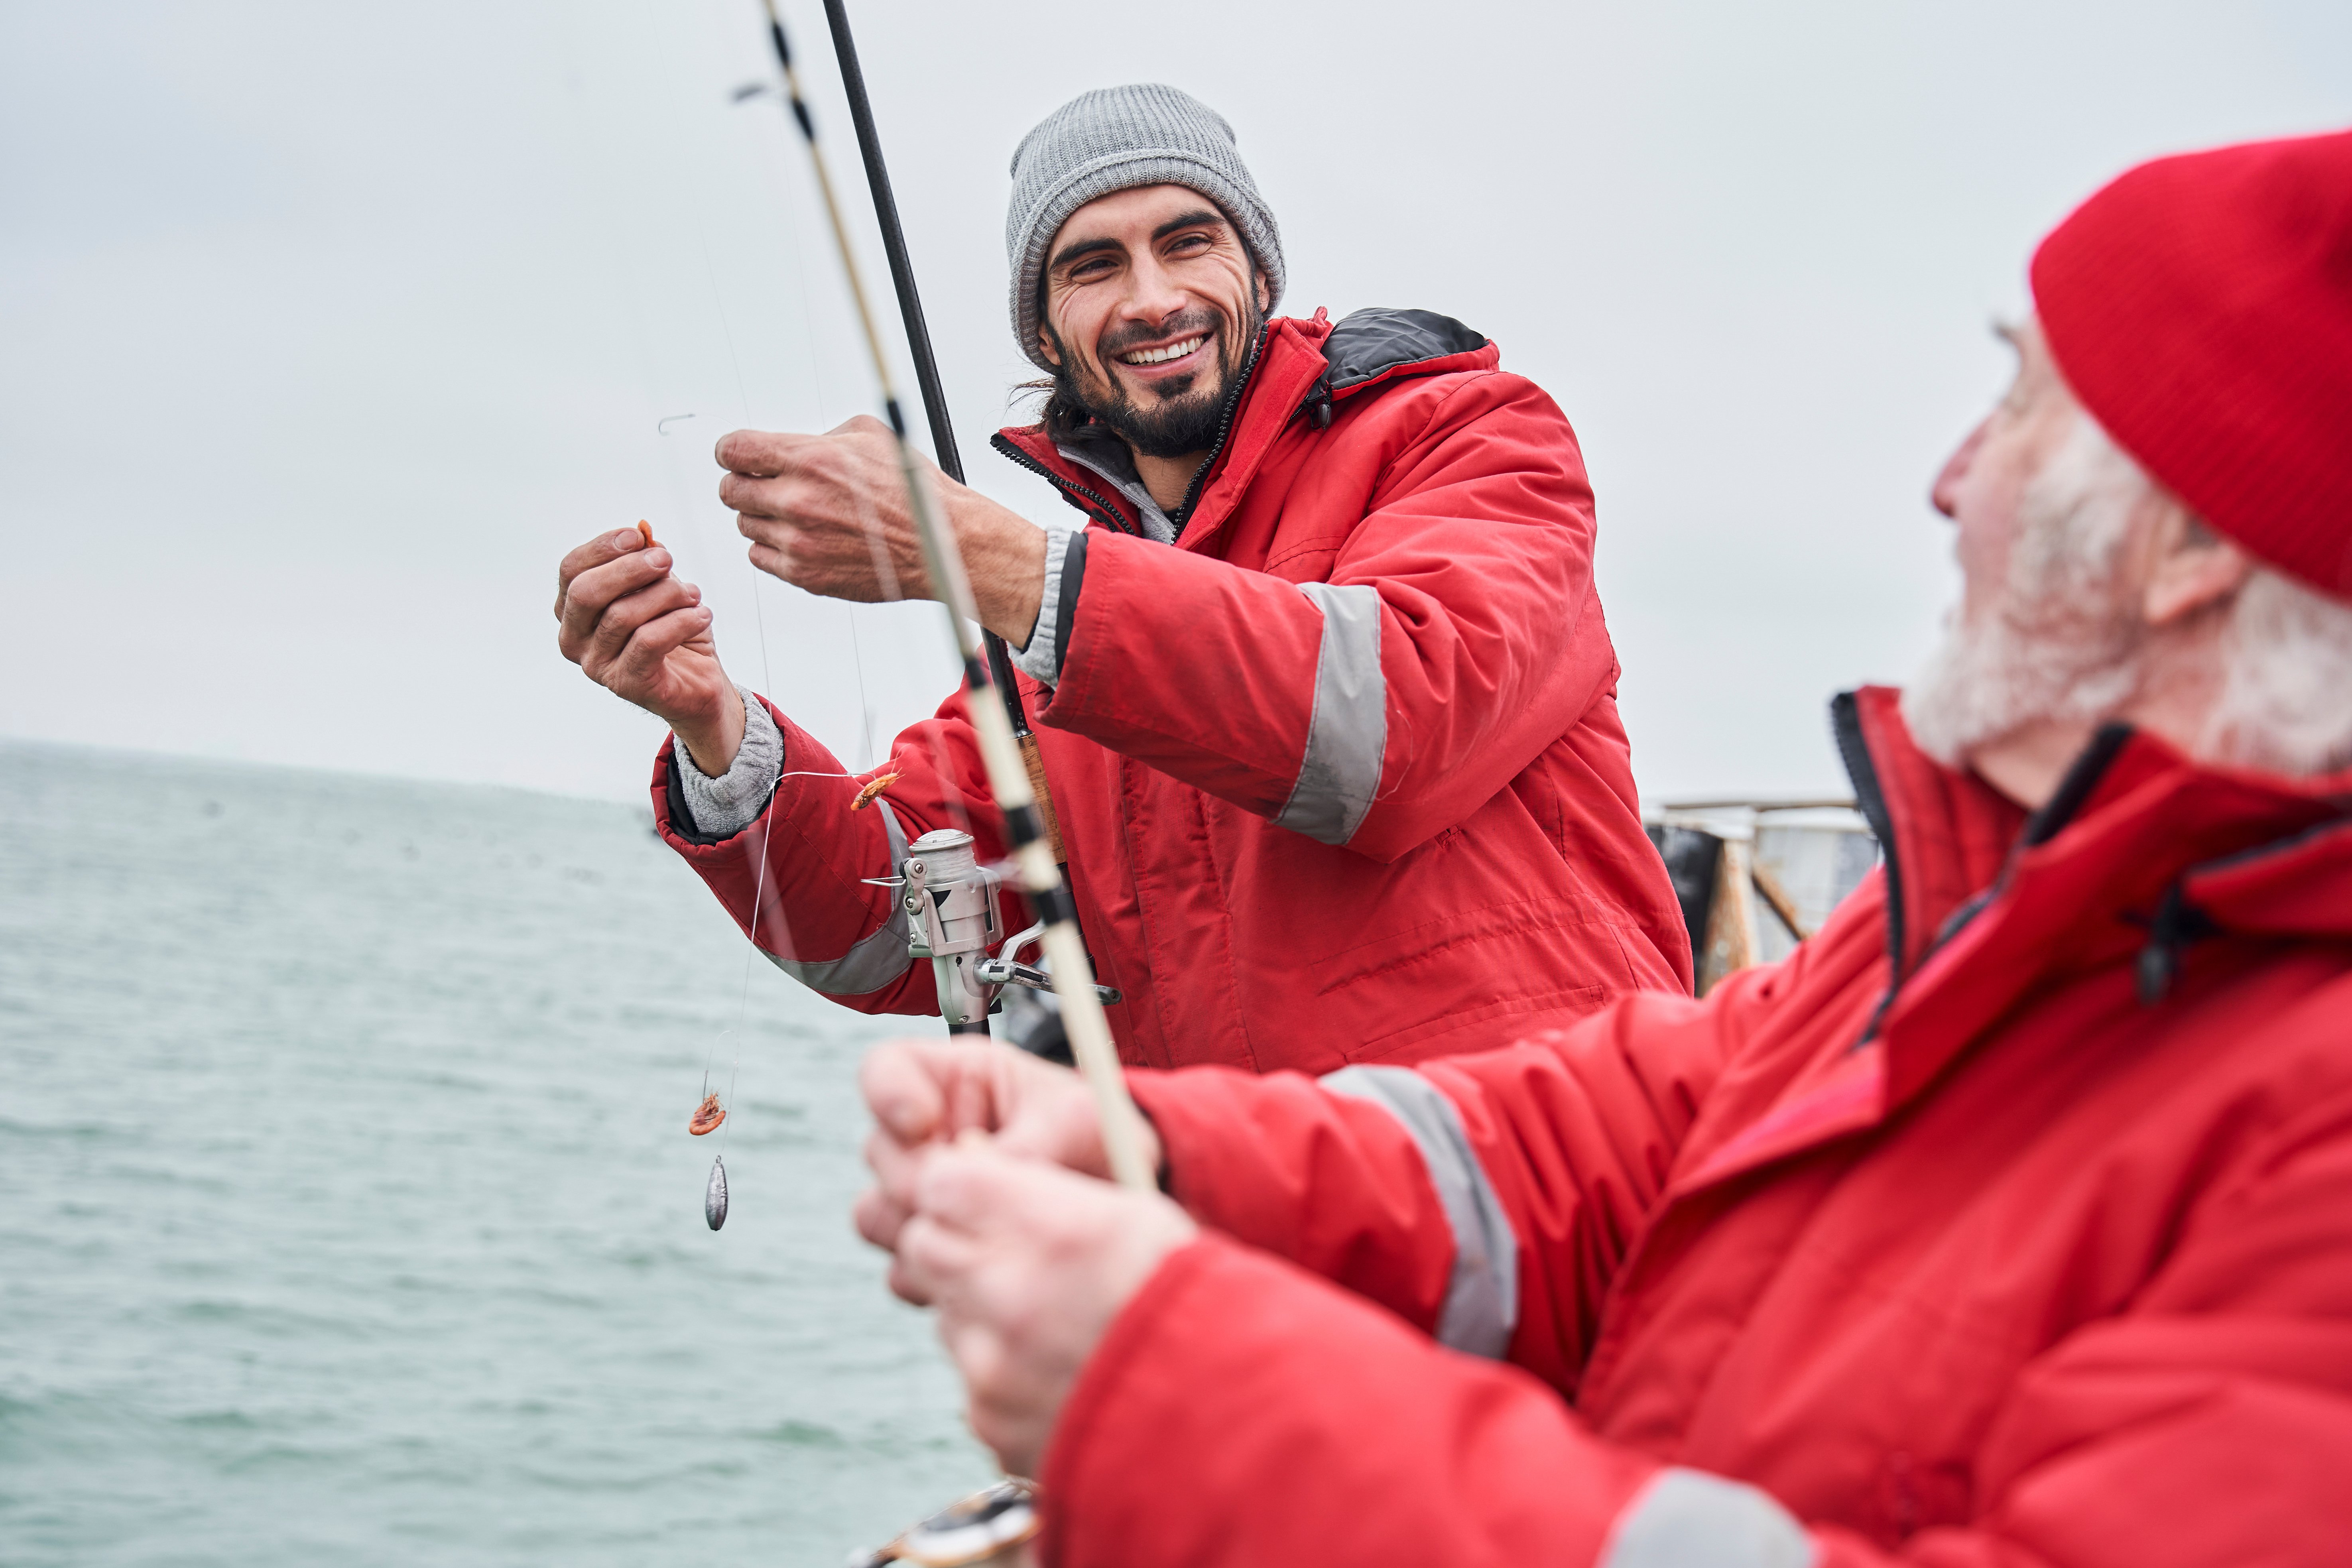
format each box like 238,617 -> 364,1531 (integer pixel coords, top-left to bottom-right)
4,1 -> 2347,805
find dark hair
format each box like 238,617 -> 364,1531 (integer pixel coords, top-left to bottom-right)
1012,321 -> 1096,441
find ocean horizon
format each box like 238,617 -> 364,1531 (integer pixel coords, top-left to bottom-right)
0,737 -> 990,1565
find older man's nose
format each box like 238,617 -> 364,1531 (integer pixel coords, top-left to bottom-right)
1931,419 -> 1990,519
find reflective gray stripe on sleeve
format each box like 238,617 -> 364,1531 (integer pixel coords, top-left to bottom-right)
1320,1064 -> 1516,1358
1601,1470 -> 1813,1568
1274,582 -> 1386,846
762,797 -> 913,996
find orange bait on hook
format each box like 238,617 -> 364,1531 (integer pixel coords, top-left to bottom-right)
850,772 -> 900,811
636,519 -> 659,550
689,1092 -> 726,1137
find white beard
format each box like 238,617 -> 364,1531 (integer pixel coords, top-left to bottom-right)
1903,417 -> 2151,768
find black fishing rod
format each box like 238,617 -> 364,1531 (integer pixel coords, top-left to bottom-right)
817,0 -> 1064,866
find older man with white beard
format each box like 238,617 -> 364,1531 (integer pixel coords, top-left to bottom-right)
852,129 -> 2352,1565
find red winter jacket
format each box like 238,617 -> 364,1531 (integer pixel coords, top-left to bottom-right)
1046,687 -> 2352,1565
654,309 -> 1689,1072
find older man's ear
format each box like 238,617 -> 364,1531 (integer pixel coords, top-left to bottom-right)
2141,511 -> 2254,627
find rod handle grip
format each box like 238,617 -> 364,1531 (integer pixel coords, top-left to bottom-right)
1020,733 -> 1066,865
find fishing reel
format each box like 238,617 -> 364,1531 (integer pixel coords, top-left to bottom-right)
890,828 -> 1004,1030
854,1478 -> 1037,1567
873,829 -> 1120,1032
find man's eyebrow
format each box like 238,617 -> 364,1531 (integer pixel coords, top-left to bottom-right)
1152,209 -> 1225,242
1048,235 -> 1123,273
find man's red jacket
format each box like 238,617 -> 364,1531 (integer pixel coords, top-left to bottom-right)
654,309 -> 1689,1072
1044,687 -> 2352,1564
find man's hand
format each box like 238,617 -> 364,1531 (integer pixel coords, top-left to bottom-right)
854,1039 -> 1163,1303
716,416 -> 1047,646
555,528 -> 746,774
895,1135 -> 1197,1480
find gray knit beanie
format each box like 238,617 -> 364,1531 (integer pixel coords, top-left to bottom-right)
1006,84 -> 1285,371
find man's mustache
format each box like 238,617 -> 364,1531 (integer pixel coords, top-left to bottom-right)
1096,310 -> 1224,364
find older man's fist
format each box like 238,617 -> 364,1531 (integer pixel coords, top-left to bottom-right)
854,1039 -> 1162,1304
893,1134 -> 1197,1480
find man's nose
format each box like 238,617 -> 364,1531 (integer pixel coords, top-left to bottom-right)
1118,251 -> 1192,327
1931,419 -> 1990,519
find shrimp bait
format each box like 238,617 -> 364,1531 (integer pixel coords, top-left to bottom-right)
705,1156 -> 728,1231
851,772 -> 901,811
689,1092 -> 726,1136
636,519 -> 659,550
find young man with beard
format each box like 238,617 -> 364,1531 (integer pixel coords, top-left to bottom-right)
855,130 -> 2352,1562
555,85 -> 1690,1071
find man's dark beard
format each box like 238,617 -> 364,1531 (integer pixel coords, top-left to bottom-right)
1045,303 -> 1262,459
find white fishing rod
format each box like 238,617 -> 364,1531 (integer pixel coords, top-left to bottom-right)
750,0 -> 1154,1191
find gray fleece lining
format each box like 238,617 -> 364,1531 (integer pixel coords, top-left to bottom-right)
672,686 -> 784,839
1057,442 -> 1178,544
1011,523 -> 1079,686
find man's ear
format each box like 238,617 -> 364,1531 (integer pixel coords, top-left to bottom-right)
2143,506 -> 2254,628
1253,268 -> 1271,317
1036,325 -> 1063,369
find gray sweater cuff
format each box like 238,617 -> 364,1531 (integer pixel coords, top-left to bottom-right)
672,687 -> 783,838
1012,523 -> 1077,686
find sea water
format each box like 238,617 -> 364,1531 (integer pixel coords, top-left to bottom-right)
0,741 -> 988,1565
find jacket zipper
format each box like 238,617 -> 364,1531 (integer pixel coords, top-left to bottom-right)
988,433 -> 1140,537
1830,691 -> 1903,990
1172,322 -> 1273,528
1833,694 -> 2135,1044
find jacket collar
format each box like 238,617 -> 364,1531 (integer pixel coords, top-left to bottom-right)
990,308 -> 1499,553
1846,686 -> 2352,1100
1685,687 -> 2352,1189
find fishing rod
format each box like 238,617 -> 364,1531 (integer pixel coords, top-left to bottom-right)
750,0 -> 1153,1191
816,0 -> 1064,868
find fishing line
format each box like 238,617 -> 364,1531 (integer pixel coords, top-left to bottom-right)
747,0 -> 1155,1188
632,4 -> 892,1225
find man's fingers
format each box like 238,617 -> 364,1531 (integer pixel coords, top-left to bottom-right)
912,1138 -> 1062,1237
860,1041 -> 951,1144
556,528 -> 649,618
863,1125 -> 931,1218
557,547 -> 676,656
886,1252 -> 934,1307
852,1182 -> 911,1254
714,428 -> 778,477
714,427 -> 822,480
895,1212 -> 983,1305
581,575 -> 699,673
601,605 -> 710,693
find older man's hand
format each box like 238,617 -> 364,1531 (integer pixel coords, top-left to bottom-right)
895,1134 -> 1197,1480
854,1039 -> 1163,1304
714,417 -> 1046,645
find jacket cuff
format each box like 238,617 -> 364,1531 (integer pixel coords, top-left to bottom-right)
1038,1233 -> 1658,1568
669,686 -> 782,839
1011,525 -> 1086,687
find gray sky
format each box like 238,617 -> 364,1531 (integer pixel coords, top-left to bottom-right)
4,1 -> 2347,803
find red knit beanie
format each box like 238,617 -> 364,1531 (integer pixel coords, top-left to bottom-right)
2032,129 -> 2352,602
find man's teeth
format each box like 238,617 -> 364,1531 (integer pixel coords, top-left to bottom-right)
1120,336 -> 1205,366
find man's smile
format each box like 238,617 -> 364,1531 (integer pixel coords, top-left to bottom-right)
1106,329 -> 1218,393
1118,334 -> 1208,367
